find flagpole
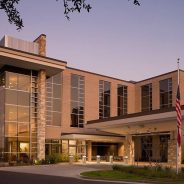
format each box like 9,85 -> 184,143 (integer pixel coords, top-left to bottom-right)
176,58 -> 180,174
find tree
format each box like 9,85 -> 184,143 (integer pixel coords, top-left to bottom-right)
0,0 -> 140,30
0,0 -> 23,30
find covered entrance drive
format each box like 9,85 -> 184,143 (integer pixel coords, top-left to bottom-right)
91,142 -> 119,161
60,133 -> 125,161
87,108 -> 183,167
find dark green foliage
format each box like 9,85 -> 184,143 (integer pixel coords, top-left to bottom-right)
133,0 -> 140,6
0,0 -> 141,30
45,154 -> 69,164
112,165 -> 184,180
0,0 -> 23,30
62,0 -> 92,20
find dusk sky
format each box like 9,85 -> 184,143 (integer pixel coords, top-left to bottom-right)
0,0 -> 184,81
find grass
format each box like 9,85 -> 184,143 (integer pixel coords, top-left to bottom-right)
80,165 -> 184,184
81,170 -> 146,180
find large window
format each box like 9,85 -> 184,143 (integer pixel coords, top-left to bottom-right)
6,72 -> 30,91
4,71 -> 31,161
70,74 -> 85,128
45,139 -> 61,155
45,139 -> 86,159
99,80 -> 110,119
160,78 -> 172,109
117,84 -> 127,116
141,136 -> 152,162
45,139 -> 86,158
160,135 -> 169,162
141,84 -> 152,112
46,73 -> 62,126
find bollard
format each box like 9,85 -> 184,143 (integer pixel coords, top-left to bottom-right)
96,155 -> 100,164
82,155 -> 86,164
109,155 -> 113,164
124,156 -> 128,164
69,155 -> 74,164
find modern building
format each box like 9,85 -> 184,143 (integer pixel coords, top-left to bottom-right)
0,35 -> 183,167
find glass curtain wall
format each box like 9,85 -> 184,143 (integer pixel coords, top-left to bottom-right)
4,71 -> 31,162
62,140 -> 86,158
0,73 -> 5,161
135,135 -> 170,163
70,74 -> 85,128
46,73 -> 62,126
45,139 -> 86,159
45,139 -> 62,155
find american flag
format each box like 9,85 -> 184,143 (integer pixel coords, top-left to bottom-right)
176,85 -> 182,147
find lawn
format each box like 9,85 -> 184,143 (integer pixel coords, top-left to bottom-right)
81,165 -> 184,184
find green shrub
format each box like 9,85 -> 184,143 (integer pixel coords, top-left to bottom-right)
112,165 -> 184,179
34,154 -> 79,165
45,154 -> 60,164
74,155 -> 79,162
143,166 -> 149,170
45,154 -> 72,164
60,154 -> 69,162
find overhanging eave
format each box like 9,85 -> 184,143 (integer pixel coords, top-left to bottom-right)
0,46 -> 66,76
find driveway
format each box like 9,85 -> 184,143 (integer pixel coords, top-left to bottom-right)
0,162 -> 112,178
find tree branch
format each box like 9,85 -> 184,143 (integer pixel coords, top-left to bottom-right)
133,0 -> 140,6
0,0 -> 23,30
61,0 -> 92,20
0,0 -> 140,30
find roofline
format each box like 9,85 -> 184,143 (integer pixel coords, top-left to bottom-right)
0,45 -> 67,64
135,69 -> 184,83
67,66 -> 133,84
67,67 -> 184,84
87,106 -> 184,124
2,46 -> 183,83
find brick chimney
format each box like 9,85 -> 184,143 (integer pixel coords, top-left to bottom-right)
34,34 -> 46,56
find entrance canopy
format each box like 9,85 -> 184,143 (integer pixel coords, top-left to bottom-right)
61,133 -> 124,143
0,46 -> 66,77
86,107 -> 184,135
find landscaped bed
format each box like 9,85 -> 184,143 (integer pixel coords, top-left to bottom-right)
81,165 -> 184,184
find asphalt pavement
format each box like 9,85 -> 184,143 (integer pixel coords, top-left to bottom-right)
0,170 -> 149,184
0,163 -> 150,184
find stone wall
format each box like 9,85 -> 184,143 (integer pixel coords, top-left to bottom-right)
118,143 -> 124,157
168,131 -> 182,167
34,34 -> 46,56
134,137 -> 141,161
87,141 -> 92,161
124,135 -> 135,165
37,70 -> 46,160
